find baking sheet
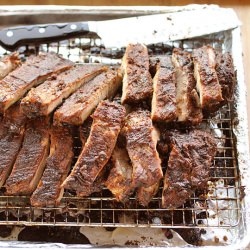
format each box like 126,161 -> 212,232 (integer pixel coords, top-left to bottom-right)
0,4 -> 248,249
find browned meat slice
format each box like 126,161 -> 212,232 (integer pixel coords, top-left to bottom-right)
215,51 -> 236,104
77,117 -> 106,197
0,53 -> 20,79
0,52 -> 73,113
121,43 -> 153,104
172,48 -> 202,124
62,101 -> 126,195
30,126 -> 74,207
151,56 -> 177,122
162,130 -> 217,209
21,65 -> 106,117
5,117 -> 50,195
54,69 -> 122,126
0,104 -> 26,187
137,182 -> 160,207
193,45 -> 223,111
105,146 -> 133,202
123,110 -> 163,189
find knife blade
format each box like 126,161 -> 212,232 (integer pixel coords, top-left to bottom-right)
0,8 -> 240,51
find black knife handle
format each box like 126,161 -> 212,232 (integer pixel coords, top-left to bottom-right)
0,22 -> 90,51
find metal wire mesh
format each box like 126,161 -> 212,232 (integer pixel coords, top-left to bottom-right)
0,31 -> 241,228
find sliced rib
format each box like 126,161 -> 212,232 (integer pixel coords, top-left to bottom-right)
0,53 -> 20,80
5,117 -> 50,195
54,69 -> 122,126
0,104 -> 26,188
105,145 -> 134,203
62,100 -> 126,194
172,48 -> 202,124
162,130 -> 217,209
151,56 -> 177,122
215,51 -> 236,104
137,181 -> 160,207
123,110 -> 163,188
21,64 -> 106,117
30,126 -> 74,207
121,43 -> 153,104
193,45 -> 223,111
77,117 -> 106,197
0,52 -> 73,113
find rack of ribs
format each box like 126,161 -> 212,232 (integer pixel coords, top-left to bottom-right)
105,145 -> 134,203
30,125 -> 74,207
0,104 -> 26,188
151,56 -> 177,122
172,48 -> 202,125
53,69 -> 122,126
21,64 -> 106,118
62,100 -> 126,195
121,43 -> 153,104
0,52 -> 73,113
123,110 -> 163,189
215,51 -> 236,104
0,53 -> 20,80
5,117 -> 50,195
162,130 -> 217,209
193,45 -> 223,112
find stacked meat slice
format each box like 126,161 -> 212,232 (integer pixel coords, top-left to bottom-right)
0,44 -> 236,208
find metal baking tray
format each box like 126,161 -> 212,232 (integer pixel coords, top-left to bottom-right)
0,5 -> 248,249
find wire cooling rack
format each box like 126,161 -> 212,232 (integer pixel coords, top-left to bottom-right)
0,31 -> 241,228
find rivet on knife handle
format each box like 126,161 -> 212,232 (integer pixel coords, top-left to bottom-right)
0,22 -> 90,51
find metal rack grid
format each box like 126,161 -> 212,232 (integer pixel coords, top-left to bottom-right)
0,31 -> 241,229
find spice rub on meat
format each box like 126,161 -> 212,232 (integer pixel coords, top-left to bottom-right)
21,64 -> 106,117
123,110 -> 163,189
5,117 -> 50,196
121,43 -> 153,104
162,130 -> 217,209
215,51 -> 236,105
0,52 -> 73,113
62,100 -> 126,195
0,104 -> 26,188
53,69 -> 122,126
172,48 -> 202,125
151,56 -> 177,122
31,126 -> 74,207
193,45 -> 223,112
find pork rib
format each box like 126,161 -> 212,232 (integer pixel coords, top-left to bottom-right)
54,69 -> 122,126
193,45 -> 223,111
0,53 -> 20,80
121,43 -> 153,104
0,104 -> 26,188
172,48 -> 202,124
105,146 -> 134,203
215,51 -> 236,104
162,130 -> 217,209
30,126 -> 74,207
21,64 -> 106,117
151,56 -> 177,122
62,100 -> 126,194
0,52 -> 73,113
123,110 -> 163,188
5,117 -> 50,195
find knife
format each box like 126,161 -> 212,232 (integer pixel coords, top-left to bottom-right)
0,8 -> 240,51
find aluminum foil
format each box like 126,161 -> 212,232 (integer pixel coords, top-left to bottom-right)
0,4 -> 248,250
